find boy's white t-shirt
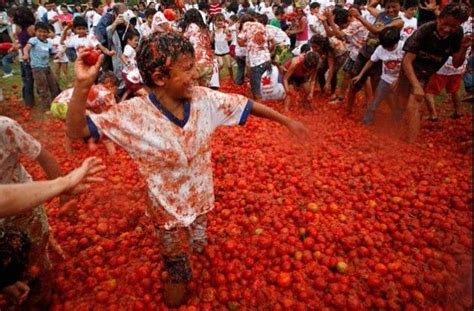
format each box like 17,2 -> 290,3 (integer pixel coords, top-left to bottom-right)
47,10 -> 62,34
400,14 -> 417,43
370,41 -> 405,84
88,87 -> 253,229
122,44 -> 137,74
65,34 -> 100,50
307,13 -> 325,38
140,22 -> 152,38
436,17 -> 471,76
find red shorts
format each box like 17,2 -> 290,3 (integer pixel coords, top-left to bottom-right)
425,73 -> 462,95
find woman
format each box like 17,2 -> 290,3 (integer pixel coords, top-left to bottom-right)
13,7 -> 36,107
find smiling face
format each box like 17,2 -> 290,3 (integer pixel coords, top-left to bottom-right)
404,6 -> 417,18
436,15 -> 462,38
385,2 -> 401,18
36,28 -> 49,41
153,54 -> 197,100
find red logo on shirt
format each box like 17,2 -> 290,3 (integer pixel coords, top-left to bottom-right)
385,60 -> 400,70
261,76 -> 271,85
404,27 -> 414,34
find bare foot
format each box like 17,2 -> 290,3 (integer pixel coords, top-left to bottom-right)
163,282 -> 188,308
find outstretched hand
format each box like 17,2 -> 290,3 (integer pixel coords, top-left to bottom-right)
286,119 -> 310,140
74,48 -> 104,87
63,157 -> 105,194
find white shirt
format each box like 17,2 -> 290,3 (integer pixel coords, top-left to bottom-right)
122,44 -> 137,74
238,21 -> 271,67
214,28 -> 230,55
65,34 -> 100,50
370,41 -> 405,84
140,22 -> 153,38
436,18 -> 471,76
266,24 -> 290,46
36,5 -> 47,21
307,13 -> 325,38
261,65 -> 285,100
47,10 -> 62,34
400,14 -> 417,43
50,36 -> 68,63
88,87 -> 253,229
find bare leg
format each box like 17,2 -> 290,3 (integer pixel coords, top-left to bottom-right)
424,93 -> 438,120
103,139 -> 116,156
451,91 -> 462,118
406,93 -> 422,143
121,89 -> 131,102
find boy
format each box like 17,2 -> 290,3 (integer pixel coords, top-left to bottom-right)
399,0 -> 418,43
139,7 -> 156,38
397,3 -> 471,142
270,6 -> 285,28
120,32 -> 142,101
66,32 -> 307,307
308,2 -> 325,38
352,26 -> 404,124
23,22 -> 60,111
49,24 -> 70,87
238,15 -> 272,100
61,17 -> 115,57
346,0 -> 404,113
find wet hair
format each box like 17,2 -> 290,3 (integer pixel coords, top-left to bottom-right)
13,6 -> 36,28
35,21 -> 50,32
439,2 -> 470,22
403,0 -> 419,9
274,6 -> 285,16
73,16 -> 88,28
136,32 -> 194,86
309,34 -> 331,54
0,230 -> 31,289
333,8 -> 349,26
310,2 -> 321,9
379,26 -> 401,48
303,51 -> 320,68
256,13 -> 268,25
300,43 -> 310,53
181,8 -> 207,30
97,70 -> 119,85
145,7 -> 157,18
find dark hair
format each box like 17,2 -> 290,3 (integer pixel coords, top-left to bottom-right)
353,0 -> 368,6
229,14 -> 239,21
303,51 -> 319,68
35,21 -> 50,31
48,24 -> 55,33
181,8 -> 207,30
274,6 -> 284,16
384,0 -> 401,6
309,34 -> 331,54
238,14 -> 254,30
198,1 -> 209,11
403,0 -> 419,9
300,43 -> 310,53
0,230 -> 31,289
97,70 -> 119,85
333,8 -> 349,26
256,13 -> 268,25
73,16 -> 88,28
213,12 -> 226,23
13,7 -> 36,28
137,32 -> 194,86
93,0 -> 102,9
145,7 -> 157,18
439,2 -> 470,22
227,0 -> 239,14
60,4 -> 68,9
379,26 -> 401,48
310,2 -> 321,9
125,31 -> 139,42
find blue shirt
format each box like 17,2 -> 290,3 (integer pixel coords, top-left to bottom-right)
28,37 -> 52,68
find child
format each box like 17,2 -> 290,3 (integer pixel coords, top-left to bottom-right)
211,13 -> 234,83
49,25 -> 70,87
120,31 -> 143,101
270,6 -> 285,28
182,9 -> 213,86
286,8 -> 309,49
397,3 -> 471,142
51,71 -> 118,154
352,27 -> 404,124
346,0 -> 404,114
282,51 -> 319,110
61,17 -> 114,58
399,0 -> 418,43
308,2 -> 325,38
66,32 -> 307,308
22,22 -> 60,111
238,15 -> 272,99
259,13 -> 292,66
139,7 -> 156,38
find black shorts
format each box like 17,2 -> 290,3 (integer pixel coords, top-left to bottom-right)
343,58 -> 356,73
352,53 -> 382,92
288,75 -> 309,87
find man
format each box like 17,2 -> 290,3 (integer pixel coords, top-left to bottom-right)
94,3 -> 126,72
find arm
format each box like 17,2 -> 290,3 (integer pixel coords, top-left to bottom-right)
402,52 -> 424,98
66,49 -> 103,139
251,102 -> 308,137
0,157 -> 104,218
60,26 -> 70,45
97,43 -> 115,56
352,60 -> 374,83
326,12 -> 346,39
35,147 -> 63,180
452,35 -> 472,68
283,59 -> 298,93
22,43 -> 31,61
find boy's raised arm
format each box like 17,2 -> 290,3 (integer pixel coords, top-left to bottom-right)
66,50 -> 103,139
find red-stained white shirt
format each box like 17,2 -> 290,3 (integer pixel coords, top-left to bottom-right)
87,87 -> 253,229
184,23 -> 213,65
53,84 -> 116,113
342,19 -> 368,61
0,117 -> 41,184
65,34 -> 100,51
238,21 -> 271,67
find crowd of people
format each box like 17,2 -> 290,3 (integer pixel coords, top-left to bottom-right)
0,0 -> 472,308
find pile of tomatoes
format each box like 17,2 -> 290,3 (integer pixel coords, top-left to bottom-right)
0,84 -> 471,310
